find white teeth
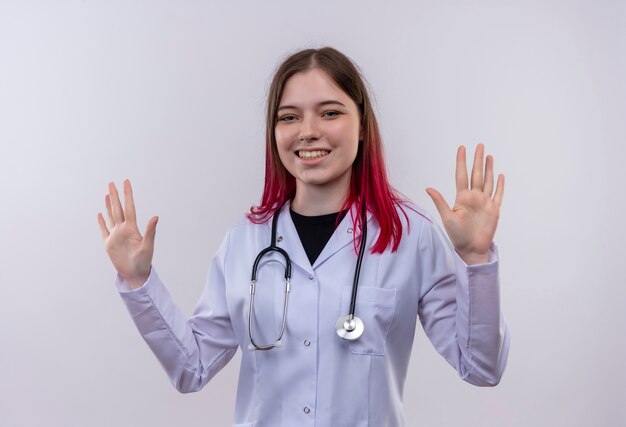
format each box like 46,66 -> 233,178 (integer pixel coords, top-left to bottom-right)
298,150 -> 329,159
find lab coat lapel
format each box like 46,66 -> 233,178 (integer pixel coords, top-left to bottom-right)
313,204 -> 374,269
272,201 -> 314,275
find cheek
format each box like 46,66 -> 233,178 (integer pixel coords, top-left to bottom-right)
333,123 -> 360,156
331,119 -> 359,141
274,130 -> 286,154
345,130 -> 360,164
274,127 -> 294,152
274,131 -> 293,170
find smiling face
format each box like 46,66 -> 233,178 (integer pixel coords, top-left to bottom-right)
274,68 -> 362,205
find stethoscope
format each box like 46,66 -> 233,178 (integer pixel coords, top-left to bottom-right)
248,204 -> 367,351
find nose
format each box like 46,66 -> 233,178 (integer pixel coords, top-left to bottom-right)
299,114 -> 320,142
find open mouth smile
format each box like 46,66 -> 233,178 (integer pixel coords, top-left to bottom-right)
297,150 -> 330,159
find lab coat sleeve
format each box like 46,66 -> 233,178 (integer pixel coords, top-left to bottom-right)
115,231 -> 238,393
416,219 -> 510,386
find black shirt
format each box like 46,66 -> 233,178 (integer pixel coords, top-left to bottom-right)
290,209 -> 348,265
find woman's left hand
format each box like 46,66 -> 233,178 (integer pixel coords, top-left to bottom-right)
426,144 -> 504,265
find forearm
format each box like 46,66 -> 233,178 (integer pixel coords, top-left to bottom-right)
453,246 -> 510,386
116,268 -> 236,392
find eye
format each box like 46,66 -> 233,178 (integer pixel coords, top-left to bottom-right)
323,111 -> 340,118
278,114 -> 297,123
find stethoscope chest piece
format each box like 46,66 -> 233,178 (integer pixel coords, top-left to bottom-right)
335,315 -> 364,340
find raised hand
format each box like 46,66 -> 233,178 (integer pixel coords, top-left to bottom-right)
97,179 -> 159,289
426,144 -> 504,265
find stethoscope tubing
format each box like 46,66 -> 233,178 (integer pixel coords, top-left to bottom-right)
248,207 -> 292,351
248,202 -> 367,351
348,205 -> 367,317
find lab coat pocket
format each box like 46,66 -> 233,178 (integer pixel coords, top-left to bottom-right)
341,286 -> 397,356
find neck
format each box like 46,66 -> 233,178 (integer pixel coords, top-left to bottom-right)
291,174 -> 351,216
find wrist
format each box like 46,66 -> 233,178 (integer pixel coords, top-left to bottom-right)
123,267 -> 151,290
456,250 -> 490,266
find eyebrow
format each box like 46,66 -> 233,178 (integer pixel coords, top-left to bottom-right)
277,100 -> 347,112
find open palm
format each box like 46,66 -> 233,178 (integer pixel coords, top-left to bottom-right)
426,144 -> 504,265
97,180 -> 158,289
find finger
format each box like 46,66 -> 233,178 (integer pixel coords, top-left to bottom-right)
123,179 -> 137,225
483,154 -> 494,196
493,174 -> 505,206
455,145 -> 468,193
108,182 -> 125,223
141,216 -> 159,250
105,194 -> 115,226
470,143 -> 485,190
97,212 -> 110,239
426,188 -> 451,221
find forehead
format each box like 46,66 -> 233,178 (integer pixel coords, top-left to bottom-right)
279,68 -> 356,108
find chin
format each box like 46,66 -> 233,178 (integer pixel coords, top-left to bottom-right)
299,175 -> 345,188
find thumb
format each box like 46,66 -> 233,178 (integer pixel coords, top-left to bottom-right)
142,216 -> 159,250
425,188 -> 450,221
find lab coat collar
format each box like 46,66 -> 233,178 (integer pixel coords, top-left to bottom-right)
270,201 -> 373,275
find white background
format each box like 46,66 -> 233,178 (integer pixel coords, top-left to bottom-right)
1,1 -> 624,426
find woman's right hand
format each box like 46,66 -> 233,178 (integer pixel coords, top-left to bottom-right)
97,179 -> 159,290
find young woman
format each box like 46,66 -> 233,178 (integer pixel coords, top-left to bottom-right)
98,47 -> 509,427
